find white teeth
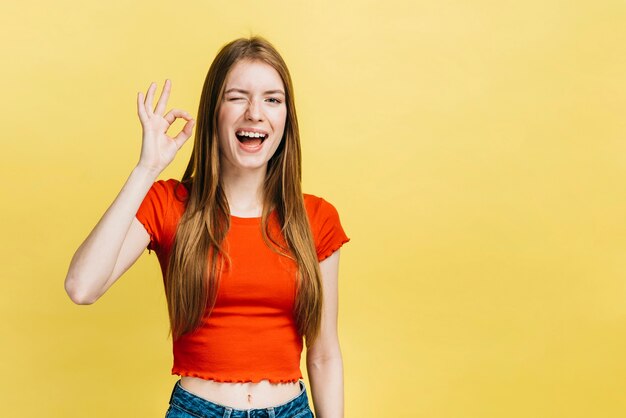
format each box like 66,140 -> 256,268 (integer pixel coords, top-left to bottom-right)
236,130 -> 267,138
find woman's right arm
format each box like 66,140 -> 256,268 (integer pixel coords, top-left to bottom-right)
64,165 -> 159,304
64,79 -> 195,304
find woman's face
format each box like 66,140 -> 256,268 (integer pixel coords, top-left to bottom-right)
217,59 -> 287,174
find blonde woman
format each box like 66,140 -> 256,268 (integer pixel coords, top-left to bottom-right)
65,36 -> 350,418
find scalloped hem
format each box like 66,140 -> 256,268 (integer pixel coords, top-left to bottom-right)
172,369 -> 302,384
317,237 -> 350,262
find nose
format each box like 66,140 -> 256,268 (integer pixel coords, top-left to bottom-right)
245,98 -> 264,121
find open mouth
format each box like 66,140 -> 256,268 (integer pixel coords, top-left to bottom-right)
235,131 -> 268,147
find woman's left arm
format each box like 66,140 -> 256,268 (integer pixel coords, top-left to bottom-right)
306,249 -> 344,418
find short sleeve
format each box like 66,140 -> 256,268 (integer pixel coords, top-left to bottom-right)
315,198 -> 350,262
135,180 -> 170,254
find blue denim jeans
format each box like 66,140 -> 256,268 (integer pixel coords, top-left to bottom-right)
165,379 -> 315,418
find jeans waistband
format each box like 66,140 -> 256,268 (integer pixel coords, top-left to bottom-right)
168,378 -> 310,418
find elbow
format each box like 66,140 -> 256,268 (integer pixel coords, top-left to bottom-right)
306,350 -> 343,367
70,294 -> 96,305
64,275 -> 98,305
307,354 -> 342,366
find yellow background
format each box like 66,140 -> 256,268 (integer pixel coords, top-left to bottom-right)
1,0 -> 626,417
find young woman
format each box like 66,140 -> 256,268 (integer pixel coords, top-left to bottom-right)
65,36 -> 349,418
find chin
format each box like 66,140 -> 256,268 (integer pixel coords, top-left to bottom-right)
232,158 -> 269,171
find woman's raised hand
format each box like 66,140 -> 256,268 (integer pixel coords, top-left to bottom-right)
136,79 -> 195,173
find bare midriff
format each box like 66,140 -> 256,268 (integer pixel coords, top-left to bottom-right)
179,376 -> 302,410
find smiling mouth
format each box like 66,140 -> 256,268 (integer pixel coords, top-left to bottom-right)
235,132 -> 267,146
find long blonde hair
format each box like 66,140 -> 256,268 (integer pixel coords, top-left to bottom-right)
165,36 -> 323,348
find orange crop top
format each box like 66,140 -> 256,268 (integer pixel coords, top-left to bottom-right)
135,179 -> 350,383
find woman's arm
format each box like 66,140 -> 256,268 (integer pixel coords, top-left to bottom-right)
306,249 -> 344,418
64,80 -> 194,304
64,165 -> 158,304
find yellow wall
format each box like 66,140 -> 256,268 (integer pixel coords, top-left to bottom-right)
1,0 -> 626,417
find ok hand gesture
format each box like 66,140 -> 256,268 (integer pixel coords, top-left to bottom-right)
136,79 -> 195,174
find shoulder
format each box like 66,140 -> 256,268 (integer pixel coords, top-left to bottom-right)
303,193 -> 350,261
303,192 -> 335,214
141,179 -> 188,217
303,192 -> 323,211
153,178 -> 189,202
303,193 -> 342,226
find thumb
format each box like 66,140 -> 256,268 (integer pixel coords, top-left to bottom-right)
172,119 -> 195,149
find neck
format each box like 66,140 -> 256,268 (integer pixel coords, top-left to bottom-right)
220,163 -> 267,217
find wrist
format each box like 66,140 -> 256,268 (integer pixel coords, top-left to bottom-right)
133,163 -> 161,179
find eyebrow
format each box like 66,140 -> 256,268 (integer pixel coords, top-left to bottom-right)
225,88 -> 285,96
